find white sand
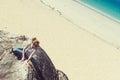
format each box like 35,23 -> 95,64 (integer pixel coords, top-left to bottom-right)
42,0 -> 120,47
1,0 -> 120,80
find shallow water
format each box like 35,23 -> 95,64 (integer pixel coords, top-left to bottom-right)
79,0 -> 120,20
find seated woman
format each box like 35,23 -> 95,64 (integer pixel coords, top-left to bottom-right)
11,37 -> 39,63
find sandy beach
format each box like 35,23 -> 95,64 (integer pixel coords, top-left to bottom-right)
1,0 -> 120,80
42,0 -> 120,47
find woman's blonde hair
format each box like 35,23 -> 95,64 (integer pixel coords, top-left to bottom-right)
32,37 -> 37,43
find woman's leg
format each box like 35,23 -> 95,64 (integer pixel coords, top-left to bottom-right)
12,46 -> 23,60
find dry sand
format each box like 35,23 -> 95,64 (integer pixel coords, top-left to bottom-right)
1,0 -> 120,80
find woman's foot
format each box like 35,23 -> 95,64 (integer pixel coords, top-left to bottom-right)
9,48 -> 13,54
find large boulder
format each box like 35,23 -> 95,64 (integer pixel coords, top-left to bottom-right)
27,46 -> 58,80
27,46 -> 69,80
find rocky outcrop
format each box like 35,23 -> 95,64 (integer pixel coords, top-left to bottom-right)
27,46 -> 58,80
0,30 -> 28,80
0,30 -> 68,80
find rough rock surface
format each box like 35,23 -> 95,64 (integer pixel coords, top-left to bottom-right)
0,30 -> 68,80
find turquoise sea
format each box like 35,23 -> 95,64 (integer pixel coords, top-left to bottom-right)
79,0 -> 120,20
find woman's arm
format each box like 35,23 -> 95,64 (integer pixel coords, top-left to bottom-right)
27,49 -> 36,62
21,45 -> 29,60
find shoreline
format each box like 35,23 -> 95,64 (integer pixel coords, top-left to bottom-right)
74,0 -> 120,24
40,0 -> 120,48
1,0 -> 120,80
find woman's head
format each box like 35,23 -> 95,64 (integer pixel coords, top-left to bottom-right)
31,37 -> 39,47
32,39 -> 40,47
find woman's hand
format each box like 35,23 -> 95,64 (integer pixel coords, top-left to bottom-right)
26,59 -> 32,67
21,57 -> 25,61
27,59 -> 30,63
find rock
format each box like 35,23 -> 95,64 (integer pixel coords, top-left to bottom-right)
0,30 -> 68,80
27,47 -> 59,80
9,34 -> 28,43
0,53 -> 28,80
26,46 -> 69,80
0,30 -> 28,80
57,70 -> 69,80
0,46 -> 4,56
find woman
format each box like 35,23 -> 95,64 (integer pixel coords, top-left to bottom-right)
11,37 -> 39,63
